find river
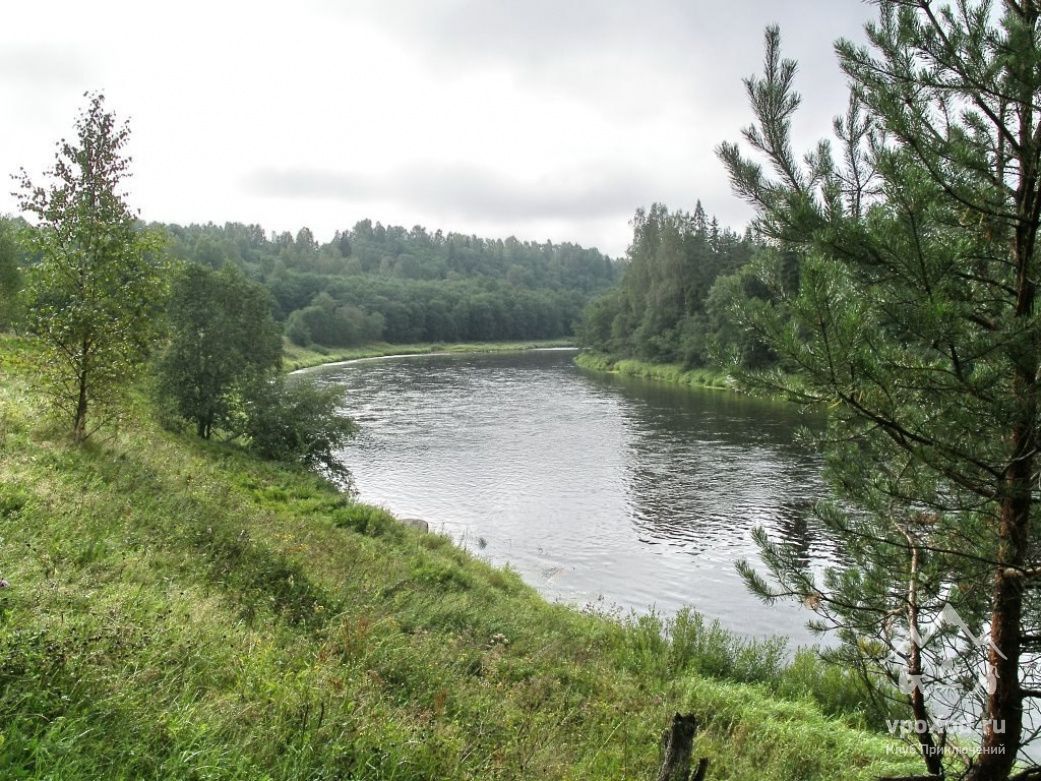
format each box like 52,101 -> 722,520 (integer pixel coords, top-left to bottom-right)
307,347 -> 834,646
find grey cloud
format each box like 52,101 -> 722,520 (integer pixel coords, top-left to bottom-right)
257,2 -> 880,251
0,45 -> 90,87
312,0 -> 877,132
243,161 -> 684,223
328,1 -> 872,91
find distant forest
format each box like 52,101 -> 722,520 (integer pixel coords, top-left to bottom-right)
576,202 -> 782,370
156,220 -> 622,346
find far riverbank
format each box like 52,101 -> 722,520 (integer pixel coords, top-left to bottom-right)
574,350 -> 733,391
283,338 -> 576,371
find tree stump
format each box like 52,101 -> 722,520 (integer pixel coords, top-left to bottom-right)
656,712 -> 708,781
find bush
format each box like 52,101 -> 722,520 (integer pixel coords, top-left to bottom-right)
243,378 -> 357,482
285,310 -> 312,346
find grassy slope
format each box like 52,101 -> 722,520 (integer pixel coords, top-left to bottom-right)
574,351 -> 732,391
284,339 -> 576,372
0,336 -> 917,780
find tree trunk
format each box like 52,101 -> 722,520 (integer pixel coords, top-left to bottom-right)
905,541 -> 944,777
966,199 -> 1038,779
966,455 -> 1030,780
72,350 -> 89,442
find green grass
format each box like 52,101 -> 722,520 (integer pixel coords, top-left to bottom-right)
283,339 -> 576,372
0,334 -> 919,780
575,351 -> 732,390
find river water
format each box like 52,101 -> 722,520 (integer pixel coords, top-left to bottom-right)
308,348 -> 834,645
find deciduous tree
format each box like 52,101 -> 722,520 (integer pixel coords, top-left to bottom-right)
156,263 -> 281,439
16,92 -> 165,441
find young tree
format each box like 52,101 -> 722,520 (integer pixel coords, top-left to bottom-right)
721,5 -> 1041,780
156,262 -> 282,439
16,92 -> 165,441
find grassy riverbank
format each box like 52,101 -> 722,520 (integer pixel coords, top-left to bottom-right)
575,351 -> 732,391
0,334 -> 917,780
284,339 -> 576,372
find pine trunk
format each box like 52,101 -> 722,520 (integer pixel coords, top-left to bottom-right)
967,166 -> 1039,778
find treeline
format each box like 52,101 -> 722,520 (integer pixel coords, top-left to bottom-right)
283,281 -> 584,345
577,202 -> 784,370
157,219 -> 620,347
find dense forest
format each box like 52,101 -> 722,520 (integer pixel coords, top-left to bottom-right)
157,220 -> 621,346
576,201 -> 784,370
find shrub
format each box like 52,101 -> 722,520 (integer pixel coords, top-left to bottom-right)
285,311 -> 312,346
243,378 -> 357,482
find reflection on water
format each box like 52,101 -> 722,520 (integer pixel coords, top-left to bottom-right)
308,348 -> 833,644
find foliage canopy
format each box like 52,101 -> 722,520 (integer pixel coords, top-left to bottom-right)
156,262 -> 282,439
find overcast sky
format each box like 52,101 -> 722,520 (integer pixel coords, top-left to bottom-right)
1,1 -> 874,257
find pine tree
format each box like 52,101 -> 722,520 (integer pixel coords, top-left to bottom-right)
721,5 -> 1041,778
